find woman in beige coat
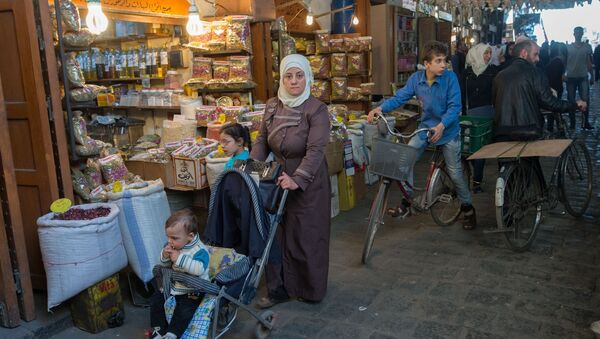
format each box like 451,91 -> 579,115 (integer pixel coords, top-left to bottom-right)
251,54 -> 331,307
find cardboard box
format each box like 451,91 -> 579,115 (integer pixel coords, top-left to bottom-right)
173,157 -> 208,190
70,274 -> 123,334
338,171 -> 355,211
125,160 -> 174,188
214,0 -> 276,21
325,139 -> 344,176
353,169 -> 367,202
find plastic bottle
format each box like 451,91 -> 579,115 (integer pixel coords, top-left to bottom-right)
108,49 -> 117,79
93,48 -> 104,80
151,48 -> 159,77
137,47 -> 144,77
145,47 -> 152,76
158,46 -> 168,78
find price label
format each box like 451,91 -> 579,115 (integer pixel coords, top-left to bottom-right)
336,116 -> 343,123
250,131 -> 259,141
112,181 -> 123,193
50,198 -> 72,214
218,113 -> 227,123
349,113 -> 357,121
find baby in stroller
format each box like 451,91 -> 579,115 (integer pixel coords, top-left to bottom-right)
151,161 -> 287,339
150,209 -> 210,339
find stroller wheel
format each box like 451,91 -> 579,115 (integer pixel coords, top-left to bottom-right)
255,310 -> 275,339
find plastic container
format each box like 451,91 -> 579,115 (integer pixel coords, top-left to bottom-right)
179,97 -> 203,120
459,116 -> 493,154
164,70 -> 182,90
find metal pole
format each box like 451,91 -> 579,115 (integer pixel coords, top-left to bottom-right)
54,0 -> 78,161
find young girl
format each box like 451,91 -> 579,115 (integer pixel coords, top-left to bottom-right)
219,123 -> 251,169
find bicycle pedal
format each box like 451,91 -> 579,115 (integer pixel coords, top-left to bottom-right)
483,227 -> 514,234
439,194 -> 453,204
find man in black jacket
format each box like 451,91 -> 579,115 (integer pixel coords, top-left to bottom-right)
493,39 -> 587,141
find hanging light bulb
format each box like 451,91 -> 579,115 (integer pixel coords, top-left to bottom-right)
186,4 -> 203,36
85,0 -> 108,35
352,14 -> 359,25
306,7 -> 314,26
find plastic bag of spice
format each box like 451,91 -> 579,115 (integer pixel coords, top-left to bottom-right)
308,55 -> 330,79
84,158 -> 103,187
192,57 -> 213,81
212,61 -> 230,82
330,39 -> 345,52
311,80 -> 330,102
305,40 -> 316,55
347,53 -> 366,75
358,36 -> 373,52
331,77 -> 348,100
226,15 -> 252,51
228,56 -> 252,82
99,154 -> 129,183
60,0 -> 81,32
72,111 -> 87,145
70,84 -> 106,102
63,29 -> 96,47
360,82 -> 375,95
315,31 -> 330,54
331,53 -> 347,77
209,21 -> 227,51
66,52 -> 85,87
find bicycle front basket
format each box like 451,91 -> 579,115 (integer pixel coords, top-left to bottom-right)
369,137 -> 419,181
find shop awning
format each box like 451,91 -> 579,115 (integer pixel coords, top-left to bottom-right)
422,0 -> 595,10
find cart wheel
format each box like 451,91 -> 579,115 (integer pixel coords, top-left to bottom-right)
255,310 -> 275,339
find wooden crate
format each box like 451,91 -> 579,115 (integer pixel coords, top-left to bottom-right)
70,274 -> 124,334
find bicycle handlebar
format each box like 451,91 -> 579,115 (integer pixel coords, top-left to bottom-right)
374,112 -> 431,139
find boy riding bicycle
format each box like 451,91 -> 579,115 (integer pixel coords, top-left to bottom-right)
368,41 -> 476,230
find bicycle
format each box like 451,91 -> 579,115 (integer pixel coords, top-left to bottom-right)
492,110 -> 593,252
362,113 -> 471,264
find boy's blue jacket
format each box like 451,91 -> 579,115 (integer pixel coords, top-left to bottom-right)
380,70 -> 462,145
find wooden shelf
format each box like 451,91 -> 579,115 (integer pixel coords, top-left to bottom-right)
70,104 -> 180,110
186,48 -> 252,56
85,77 -> 165,84
93,33 -> 172,45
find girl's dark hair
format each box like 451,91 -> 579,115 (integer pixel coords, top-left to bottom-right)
166,208 -> 198,234
220,123 -> 252,152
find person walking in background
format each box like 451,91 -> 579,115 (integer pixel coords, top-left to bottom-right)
451,40 -> 468,80
499,41 -> 515,70
461,43 -> 499,193
566,26 -> 594,130
594,44 -> 600,82
545,42 -> 568,132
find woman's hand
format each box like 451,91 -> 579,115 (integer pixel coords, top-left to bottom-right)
277,172 -> 299,190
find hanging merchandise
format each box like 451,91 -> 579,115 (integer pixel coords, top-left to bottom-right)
60,0 -> 81,32
308,55 -> 330,79
63,29 -> 96,47
228,56 -> 252,83
66,52 -> 86,87
331,53 -> 347,77
311,80 -> 331,102
331,77 -> 348,101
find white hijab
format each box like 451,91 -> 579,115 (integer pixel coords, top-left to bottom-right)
278,54 -> 313,108
466,43 -> 492,76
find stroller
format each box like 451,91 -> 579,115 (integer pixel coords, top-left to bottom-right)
153,162 -> 288,339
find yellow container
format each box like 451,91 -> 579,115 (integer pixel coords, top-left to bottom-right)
338,170 -> 355,211
70,274 -> 124,334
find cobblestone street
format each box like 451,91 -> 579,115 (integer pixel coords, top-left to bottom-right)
39,83 -> 600,339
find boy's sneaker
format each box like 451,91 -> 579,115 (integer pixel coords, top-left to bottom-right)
461,205 -> 477,230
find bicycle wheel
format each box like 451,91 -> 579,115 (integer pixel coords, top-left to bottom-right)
495,161 -> 543,252
429,158 -> 471,226
559,141 -> 593,217
362,181 -> 389,264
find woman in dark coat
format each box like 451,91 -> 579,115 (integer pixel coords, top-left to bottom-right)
461,43 -> 499,193
545,42 -> 567,131
251,54 -> 331,306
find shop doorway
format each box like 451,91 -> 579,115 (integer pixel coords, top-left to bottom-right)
0,0 -> 72,324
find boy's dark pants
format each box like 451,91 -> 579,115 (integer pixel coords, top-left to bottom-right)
150,292 -> 204,336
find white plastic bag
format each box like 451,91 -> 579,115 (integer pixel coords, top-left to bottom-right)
37,203 -> 127,310
107,179 -> 170,282
205,150 -> 230,189
348,128 -> 367,167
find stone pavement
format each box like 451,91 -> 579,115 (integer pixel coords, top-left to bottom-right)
4,85 -> 600,339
